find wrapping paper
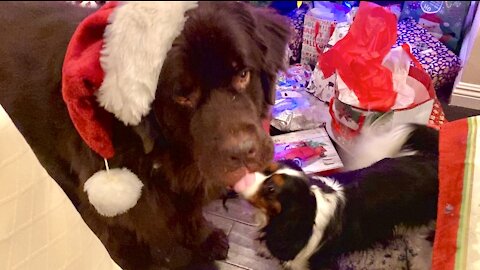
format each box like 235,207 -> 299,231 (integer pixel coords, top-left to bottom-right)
270,64 -> 334,132
433,116 -> 480,270
276,64 -> 312,91
382,46 -> 416,109
399,1 -> 472,54
272,90 -> 329,132
287,3 -> 312,64
272,64 -> 329,132
395,18 -> 462,100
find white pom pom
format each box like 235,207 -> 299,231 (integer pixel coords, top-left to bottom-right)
84,168 -> 143,217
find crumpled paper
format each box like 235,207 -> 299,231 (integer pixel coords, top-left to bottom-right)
272,90 -> 328,132
277,64 -> 312,91
336,43 -> 423,110
382,45 -> 416,109
272,65 -> 328,132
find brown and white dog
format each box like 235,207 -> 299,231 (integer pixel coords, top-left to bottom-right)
0,1 -> 290,269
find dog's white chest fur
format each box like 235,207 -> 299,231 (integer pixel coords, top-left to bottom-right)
283,179 -> 344,270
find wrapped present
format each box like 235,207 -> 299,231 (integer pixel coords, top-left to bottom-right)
317,2 -> 448,149
395,18 -> 462,101
399,1 -> 472,54
300,3 -> 351,67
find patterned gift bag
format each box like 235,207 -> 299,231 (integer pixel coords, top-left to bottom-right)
300,11 -> 338,67
307,21 -> 352,102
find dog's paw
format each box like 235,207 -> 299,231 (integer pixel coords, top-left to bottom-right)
256,245 -> 273,259
199,228 -> 229,261
151,245 -> 193,269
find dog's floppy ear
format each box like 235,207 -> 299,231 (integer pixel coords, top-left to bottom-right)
131,112 -> 160,154
251,6 -> 291,105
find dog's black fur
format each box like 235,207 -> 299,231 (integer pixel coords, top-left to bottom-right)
254,124 -> 439,269
0,2 -> 291,269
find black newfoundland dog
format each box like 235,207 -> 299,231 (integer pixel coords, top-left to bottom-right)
0,1 -> 290,269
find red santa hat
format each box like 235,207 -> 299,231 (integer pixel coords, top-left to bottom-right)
62,1 -> 198,217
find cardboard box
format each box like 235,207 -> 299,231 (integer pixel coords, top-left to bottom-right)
272,127 -> 343,174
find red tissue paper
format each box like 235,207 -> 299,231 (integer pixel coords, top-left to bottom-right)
319,2 -> 398,112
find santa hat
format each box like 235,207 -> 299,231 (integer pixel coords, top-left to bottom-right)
62,1 -> 198,217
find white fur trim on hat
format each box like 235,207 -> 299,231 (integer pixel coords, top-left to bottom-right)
97,1 -> 198,126
84,167 -> 144,217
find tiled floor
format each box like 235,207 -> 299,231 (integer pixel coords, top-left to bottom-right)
203,198 -> 282,270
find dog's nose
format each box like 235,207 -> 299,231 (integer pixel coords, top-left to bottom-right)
226,133 -> 258,163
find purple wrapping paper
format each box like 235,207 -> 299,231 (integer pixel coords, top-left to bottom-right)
399,1 -> 471,54
287,4 -> 312,64
395,18 -> 462,100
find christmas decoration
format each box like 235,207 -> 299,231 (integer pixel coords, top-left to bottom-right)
62,1 -> 198,217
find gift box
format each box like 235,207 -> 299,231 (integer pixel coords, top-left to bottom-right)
395,18 -> 462,102
399,1 -> 472,54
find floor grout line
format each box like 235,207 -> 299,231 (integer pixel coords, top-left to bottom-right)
204,211 -> 258,227
223,260 -> 254,270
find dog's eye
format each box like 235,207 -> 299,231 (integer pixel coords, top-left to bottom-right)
232,69 -> 250,92
263,181 -> 275,194
174,96 -> 193,107
173,88 -> 201,108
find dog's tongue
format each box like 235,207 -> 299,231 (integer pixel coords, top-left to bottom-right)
233,172 -> 256,194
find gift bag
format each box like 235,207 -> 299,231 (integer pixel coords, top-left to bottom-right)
318,2 -> 447,149
307,19 -> 353,102
300,12 -> 336,67
300,3 -> 351,67
329,48 -> 438,141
